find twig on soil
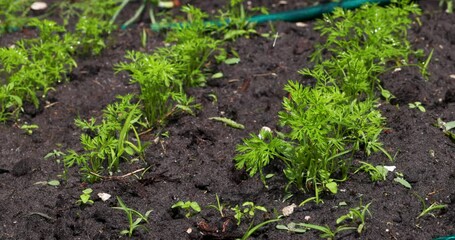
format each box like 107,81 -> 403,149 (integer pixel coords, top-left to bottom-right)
90,168 -> 146,180
253,72 -> 277,77
28,212 -> 55,222
44,102 -> 59,109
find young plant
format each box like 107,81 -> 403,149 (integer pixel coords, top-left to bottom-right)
234,1 -> 422,203
241,217 -> 281,240
20,123 -> 39,135
76,188 -> 94,205
236,83 -> 387,200
113,196 -> 152,237
276,222 -> 308,233
215,0 -> 267,41
73,16 -> 115,56
310,0 -> 423,98
436,118 -> 455,141
394,172 -> 412,189
231,201 -> 267,225
115,47 -> 204,127
408,102 -> 426,112
298,223 -> 356,239
415,193 -> 448,219
0,19 -> 77,121
207,194 -> 226,217
354,161 -> 389,182
336,202 -> 372,234
63,94 -> 147,182
171,200 -> 201,218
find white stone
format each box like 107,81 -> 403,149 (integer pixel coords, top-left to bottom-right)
31,2 -> 47,11
282,203 -> 297,217
295,22 -> 308,28
97,192 -> 111,202
384,166 -> 396,172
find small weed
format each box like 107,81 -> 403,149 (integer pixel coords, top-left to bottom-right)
172,200 -> 201,218
76,188 -> 94,205
276,222 -> 308,233
336,202 -> 372,234
394,172 -> 412,189
436,118 -> 455,141
231,201 -> 267,225
207,194 -> 226,217
20,123 -> 39,135
299,223 -> 356,239
278,201 -> 370,238
414,193 -> 448,219
409,102 -> 426,112
418,203 -> 448,219
240,217 -> 281,240
355,161 -> 389,182
113,196 -> 152,237
34,179 -> 60,187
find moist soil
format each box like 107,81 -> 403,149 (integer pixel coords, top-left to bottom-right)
1,1 -> 455,239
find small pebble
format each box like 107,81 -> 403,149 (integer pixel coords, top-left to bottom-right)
282,203 -> 297,217
31,2 -> 47,11
295,22 -> 308,28
97,193 -> 111,202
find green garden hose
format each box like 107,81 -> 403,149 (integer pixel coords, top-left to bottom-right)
150,0 -> 391,31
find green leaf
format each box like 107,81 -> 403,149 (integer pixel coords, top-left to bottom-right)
211,72 -> 223,79
394,177 -> 412,189
80,194 -> 90,203
82,188 -> 93,194
47,180 -> 60,186
171,201 -> 184,208
190,202 -> 201,212
445,121 -> 455,131
124,146 -> 134,155
326,182 -> 338,194
224,57 -> 240,65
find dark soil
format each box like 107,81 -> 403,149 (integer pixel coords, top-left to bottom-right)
1,1 -> 455,239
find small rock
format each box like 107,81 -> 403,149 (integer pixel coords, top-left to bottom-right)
31,2 -> 48,11
282,203 -> 297,217
295,22 -> 308,28
97,193 -> 111,202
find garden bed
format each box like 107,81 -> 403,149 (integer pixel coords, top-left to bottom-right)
0,0 -> 454,239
